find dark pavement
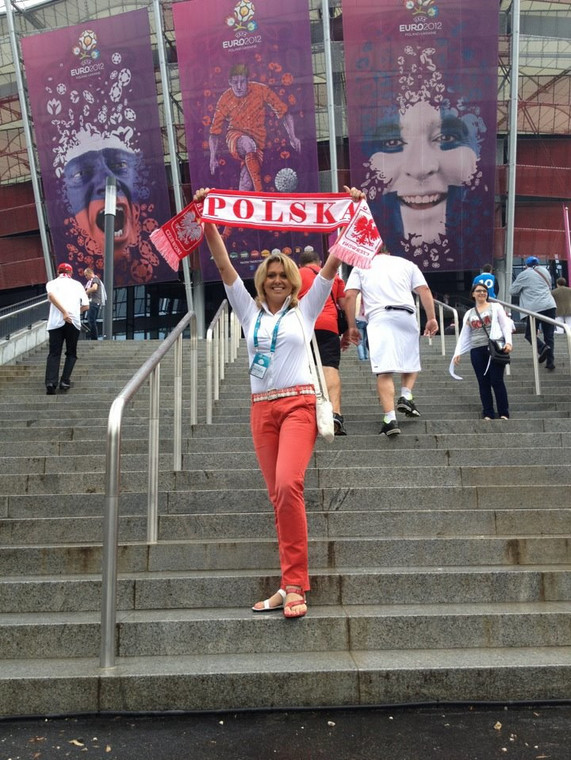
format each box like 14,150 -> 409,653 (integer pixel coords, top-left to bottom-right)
1,704 -> 570,759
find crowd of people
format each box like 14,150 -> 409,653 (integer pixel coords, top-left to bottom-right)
42,184 -> 568,619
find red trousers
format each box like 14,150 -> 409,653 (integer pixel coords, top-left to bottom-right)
250,394 -> 317,592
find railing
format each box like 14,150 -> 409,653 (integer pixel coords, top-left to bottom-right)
415,297 -> 459,354
206,300 -> 241,424
100,310 -> 198,669
433,298 -> 460,352
0,297 -> 48,340
493,297 -> 571,394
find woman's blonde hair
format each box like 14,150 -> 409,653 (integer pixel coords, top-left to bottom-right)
254,253 -> 302,308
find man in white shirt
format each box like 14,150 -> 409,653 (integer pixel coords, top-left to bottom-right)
343,247 -> 438,436
44,262 -> 89,394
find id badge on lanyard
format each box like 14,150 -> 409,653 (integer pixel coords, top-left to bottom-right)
249,308 -> 287,380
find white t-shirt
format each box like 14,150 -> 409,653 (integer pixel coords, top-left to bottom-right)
225,273 -> 332,393
345,254 -> 427,322
46,275 -> 89,331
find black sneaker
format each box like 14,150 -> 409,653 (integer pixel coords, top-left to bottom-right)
46,385 -> 57,395
396,396 -> 420,417
380,419 -> 401,437
59,382 -> 71,392
546,363 -> 555,371
538,345 -> 549,363
333,413 -> 347,436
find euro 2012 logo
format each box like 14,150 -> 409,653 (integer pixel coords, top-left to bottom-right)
404,0 -> 439,17
225,0 -> 257,32
72,30 -> 100,61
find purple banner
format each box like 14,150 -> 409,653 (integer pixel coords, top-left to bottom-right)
174,0 -> 320,281
21,10 -> 175,288
342,0 -> 499,272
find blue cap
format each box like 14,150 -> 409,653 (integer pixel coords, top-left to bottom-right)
526,256 -> 539,267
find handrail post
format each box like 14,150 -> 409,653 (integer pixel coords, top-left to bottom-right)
206,327 -> 213,424
438,303 -> 445,355
190,314 -> 198,427
174,334 -> 183,471
147,366 -> 160,544
215,320 -> 221,401
529,314 -> 541,395
220,306 -> 227,383
100,398 -> 125,669
100,311 -> 195,669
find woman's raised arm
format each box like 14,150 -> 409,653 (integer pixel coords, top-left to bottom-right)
194,187 -> 238,286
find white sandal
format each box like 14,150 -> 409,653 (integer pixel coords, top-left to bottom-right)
252,588 -> 286,613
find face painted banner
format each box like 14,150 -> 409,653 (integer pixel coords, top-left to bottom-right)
342,0 -> 499,272
174,0 -> 320,281
21,10 -> 175,288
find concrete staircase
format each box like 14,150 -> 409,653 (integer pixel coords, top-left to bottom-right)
1,334 -> 570,716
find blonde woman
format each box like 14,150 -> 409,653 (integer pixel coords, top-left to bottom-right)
195,186 -> 362,618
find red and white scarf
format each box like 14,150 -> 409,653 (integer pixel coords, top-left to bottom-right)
150,189 -> 382,271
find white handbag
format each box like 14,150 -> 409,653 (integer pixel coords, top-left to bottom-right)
296,310 -> 335,443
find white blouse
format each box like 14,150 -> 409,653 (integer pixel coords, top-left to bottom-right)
225,272 -> 333,393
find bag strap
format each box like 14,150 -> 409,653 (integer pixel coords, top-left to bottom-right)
306,264 -> 340,309
533,267 -> 551,287
294,309 -> 330,402
473,305 -> 491,340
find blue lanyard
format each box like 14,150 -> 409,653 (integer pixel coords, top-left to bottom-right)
253,308 -> 289,355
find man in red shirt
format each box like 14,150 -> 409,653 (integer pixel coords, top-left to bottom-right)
298,246 -> 347,435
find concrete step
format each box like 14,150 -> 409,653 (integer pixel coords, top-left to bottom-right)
2,507 -> 569,545
1,535 -> 569,577
2,444 -> 571,475
1,463 -> 570,496
3,484 -> 571,519
1,601 -> 570,660
2,565 -> 570,613
1,430 -> 570,458
1,646 -> 570,715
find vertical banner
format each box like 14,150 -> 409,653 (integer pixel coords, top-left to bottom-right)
174,0 -> 320,281
342,0 -> 499,272
21,10 -> 175,288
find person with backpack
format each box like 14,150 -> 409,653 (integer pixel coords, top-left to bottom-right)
510,257 -> 556,371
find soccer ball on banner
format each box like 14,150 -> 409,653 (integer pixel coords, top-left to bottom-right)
78,30 -> 97,54
235,0 -> 255,25
274,168 -> 298,193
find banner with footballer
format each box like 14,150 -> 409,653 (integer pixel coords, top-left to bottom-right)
342,0 -> 499,272
21,9 -> 175,288
174,0 -> 320,281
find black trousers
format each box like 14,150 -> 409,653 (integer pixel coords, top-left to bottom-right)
470,345 -> 509,419
524,308 -> 556,367
45,323 -> 80,387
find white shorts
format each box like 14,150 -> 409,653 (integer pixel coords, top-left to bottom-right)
368,310 -> 421,374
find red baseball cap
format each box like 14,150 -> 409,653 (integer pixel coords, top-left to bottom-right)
57,263 -> 73,274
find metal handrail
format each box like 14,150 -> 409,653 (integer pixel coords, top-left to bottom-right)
492,297 -> 571,394
414,296 -> 459,354
100,310 -> 197,669
433,299 -> 460,353
0,297 -> 49,340
206,300 -> 240,424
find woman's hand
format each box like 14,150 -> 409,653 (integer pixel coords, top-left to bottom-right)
193,187 -> 210,204
193,188 -> 237,285
343,185 -> 365,202
504,343 -> 512,353
453,355 -> 461,366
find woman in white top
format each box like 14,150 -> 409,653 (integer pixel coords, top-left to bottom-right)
194,186 -> 362,618
451,283 -> 513,420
